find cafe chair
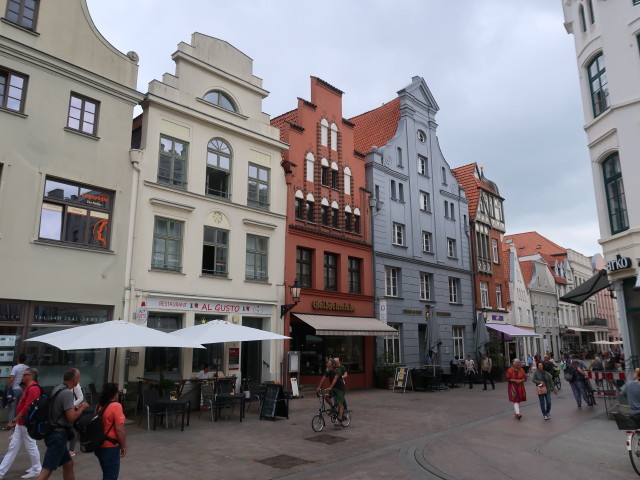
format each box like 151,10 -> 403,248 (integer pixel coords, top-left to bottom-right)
141,388 -> 169,430
217,379 -> 235,394
245,383 -> 262,413
200,383 -> 215,422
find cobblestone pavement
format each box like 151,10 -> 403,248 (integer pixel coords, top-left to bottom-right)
0,383 -> 633,479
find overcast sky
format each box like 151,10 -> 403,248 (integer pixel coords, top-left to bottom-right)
87,0 -> 601,257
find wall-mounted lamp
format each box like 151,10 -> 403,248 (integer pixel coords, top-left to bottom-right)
607,283 -> 616,299
280,278 -> 302,318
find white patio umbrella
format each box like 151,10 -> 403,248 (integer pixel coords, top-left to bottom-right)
25,320 -> 205,350
170,320 -> 290,344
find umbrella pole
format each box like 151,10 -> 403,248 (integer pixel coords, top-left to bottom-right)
111,347 -> 118,383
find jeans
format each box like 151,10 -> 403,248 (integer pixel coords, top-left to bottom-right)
570,380 -> 590,406
537,392 -> 552,416
482,371 -> 494,388
95,446 -> 121,480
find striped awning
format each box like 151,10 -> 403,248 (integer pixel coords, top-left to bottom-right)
293,314 -> 398,336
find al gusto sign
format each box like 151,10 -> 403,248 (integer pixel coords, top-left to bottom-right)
146,298 -> 273,315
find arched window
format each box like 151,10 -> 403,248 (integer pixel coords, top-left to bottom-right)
305,152 -> 315,182
602,153 -> 629,234
306,193 -> 315,222
353,208 -> 361,234
321,198 -> 330,226
331,200 -> 339,228
344,205 -> 352,232
321,158 -> 330,186
343,167 -> 352,195
320,119 -> 329,147
295,190 -> 304,219
206,138 -> 232,198
588,0 -> 595,24
587,54 -> 609,117
203,90 -> 237,112
330,123 -> 338,151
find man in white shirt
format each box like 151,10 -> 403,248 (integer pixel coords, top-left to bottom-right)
5,354 -> 28,430
197,365 -> 211,380
465,355 -> 477,389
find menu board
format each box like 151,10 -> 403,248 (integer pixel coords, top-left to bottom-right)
393,367 -> 412,393
259,384 -> 288,421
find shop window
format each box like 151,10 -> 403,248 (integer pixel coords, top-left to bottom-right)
152,217 -> 183,271
4,0 -> 39,30
158,135 -> 188,188
296,247 -> 312,288
145,314 -> 182,375
67,93 -> 99,136
247,163 -> 269,209
206,138 -> 231,199
245,234 -> 268,282
324,253 -> 337,291
384,324 -> 401,363
292,323 -> 364,375
39,177 -> 113,249
202,226 -> 228,277
191,314 -> 225,373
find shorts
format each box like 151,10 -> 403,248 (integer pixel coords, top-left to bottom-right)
42,429 -> 73,471
331,388 -> 345,406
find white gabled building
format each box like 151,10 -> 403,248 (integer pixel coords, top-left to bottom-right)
125,34 -> 288,386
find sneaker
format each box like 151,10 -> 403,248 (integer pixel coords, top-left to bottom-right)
69,451 -> 75,457
21,473 -> 39,479
547,413 -> 551,418
543,415 -> 549,420
516,414 -> 522,420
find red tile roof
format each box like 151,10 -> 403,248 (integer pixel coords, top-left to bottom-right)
520,260 -> 534,285
506,232 -> 569,285
451,163 -> 500,220
349,98 -> 401,154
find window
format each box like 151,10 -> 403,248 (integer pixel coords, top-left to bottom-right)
296,248 -> 312,288
245,234 -> 268,281
152,217 -> 183,271
419,191 -> 431,212
324,253 -> 337,290
320,119 -> 328,147
398,183 -> 404,202
480,281 -> 489,308
330,123 -> 338,151
158,136 -> 188,188
385,267 -> 398,297
452,326 -> 464,358
602,153 -> 629,234
331,163 -> 339,189
0,67 -> 27,112
39,178 -> 113,249
422,231 -> 432,253
206,138 -> 231,198
203,90 -> 237,112
441,167 -> 447,185
247,163 -> 269,209
306,197 -> 315,223
447,238 -> 456,258
393,223 -> 405,246
418,155 -> 428,176
496,284 -> 503,309
448,277 -> 459,303
475,225 -> 492,273
588,54 -> 609,117
353,211 -> 361,234
306,153 -> 315,182
293,325 -> 364,374
67,93 -> 99,135
344,167 -> 352,195
295,197 -> 304,220
321,205 -> 329,226
321,159 -> 330,186
348,257 -> 361,294
390,180 -> 397,200
449,202 -> 455,220
492,239 -> 499,263
145,314 -> 182,374
397,147 -> 403,167
417,130 -> 426,143
331,207 -> 339,229
579,4 -> 587,32
420,272 -> 432,300
384,324 -> 401,363
445,201 -> 455,219
202,226 -> 228,276
345,209 -> 352,232
5,0 -> 38,30
588,0 -> 595,24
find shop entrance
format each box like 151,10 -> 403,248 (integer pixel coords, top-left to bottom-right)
241,317 -> 263,384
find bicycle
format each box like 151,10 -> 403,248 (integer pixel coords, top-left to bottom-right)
614,412 -> 640,476
552,369 -> 562,391
311,389 -> 351,432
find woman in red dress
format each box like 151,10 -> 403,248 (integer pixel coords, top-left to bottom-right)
506,358 -> 527,420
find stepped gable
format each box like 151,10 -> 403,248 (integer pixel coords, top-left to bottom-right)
349,98 -> 401,154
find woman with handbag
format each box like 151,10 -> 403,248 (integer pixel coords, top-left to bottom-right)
506,359 -> 527,420
532,362 -> 557,420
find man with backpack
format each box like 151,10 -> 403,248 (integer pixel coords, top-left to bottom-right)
0,367 -> 42,479
37,368 -> 89,480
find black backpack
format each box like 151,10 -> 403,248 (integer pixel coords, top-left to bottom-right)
25,385 -> 65,440
75,402 -> 118,453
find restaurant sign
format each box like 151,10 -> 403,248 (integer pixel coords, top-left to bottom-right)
312,300 -> 355,312
146,298 -> 273,315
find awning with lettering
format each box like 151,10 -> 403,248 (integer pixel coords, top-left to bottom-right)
559,269 -> 610,306
292,314 -> 398,336
486,324 -> 541,337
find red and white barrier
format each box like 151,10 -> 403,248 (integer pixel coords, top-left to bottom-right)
587,371 -> 626,396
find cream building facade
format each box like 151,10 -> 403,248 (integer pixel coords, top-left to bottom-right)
124,34 -> 288,386
0,0 -> 141,389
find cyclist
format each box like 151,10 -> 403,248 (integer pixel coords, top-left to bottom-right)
316,359 -> 346,425
333,357 -> 348,410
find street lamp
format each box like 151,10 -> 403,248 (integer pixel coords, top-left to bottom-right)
280,278 -> 302,318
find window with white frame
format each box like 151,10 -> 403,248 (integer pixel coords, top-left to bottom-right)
447,238 -> 456,258
344,167 -> 351,195
66,93 -> 99,136
206,138 -> 231,199
392,223 -> 405,246
448,277 -> 459,303
320,119 -> 329,147
158,135 -> 188,188
422,231 -> 432,253
330,123 -> 338,151
245,234 -> 268,281
419,191 -> 431,212
496,284 -> 503,309
420,272 -> 432,300
480,281 -> 489,308
306,152 -> 315,182
492,238 -> 499,263
247,163 -> 270,209
385,267 -> 398,297
418,155 -> 428,176
452,326 -> 464,358
203,90 -> 237,112
384,323 -> 401,363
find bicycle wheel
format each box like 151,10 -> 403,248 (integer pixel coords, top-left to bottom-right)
341,410 -> 351,427
311,414 -> 325,432
629,432 -> 640,476
588,392 -> 596,406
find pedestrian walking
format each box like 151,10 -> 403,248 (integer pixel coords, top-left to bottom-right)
465,355 -> 477,389
531,362 -> 557,420
506,358 -> 527,420
0,367 -> 42,479
480,353 -> 495,390
4,354 -> 29,431
94,383 -> 127,480
67,383 -> 84,457
37,368 -> 90,480
567,360 -> 592,408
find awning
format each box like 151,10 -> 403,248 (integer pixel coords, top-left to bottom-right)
560,269 -> 610,305
293,314 -> 398,336
566,327 -> 591,332
486,324 -> 541,337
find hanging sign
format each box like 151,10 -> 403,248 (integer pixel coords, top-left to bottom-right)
133,306 -> 148,324
606,254 -> 633,272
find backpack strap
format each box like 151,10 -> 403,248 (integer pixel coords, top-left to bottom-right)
97,401 -> 119,445
49,385 -> 69,428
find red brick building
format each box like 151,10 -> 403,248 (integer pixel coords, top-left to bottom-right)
272,77 -> 395,389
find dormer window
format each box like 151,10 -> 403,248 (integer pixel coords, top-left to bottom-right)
203,90 -> 237,112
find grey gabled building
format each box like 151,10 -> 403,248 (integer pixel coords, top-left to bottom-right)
350,77 -> 474,368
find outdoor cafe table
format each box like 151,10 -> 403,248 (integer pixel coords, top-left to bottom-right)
153,396 -> 191,431
213,393 -> 245,422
